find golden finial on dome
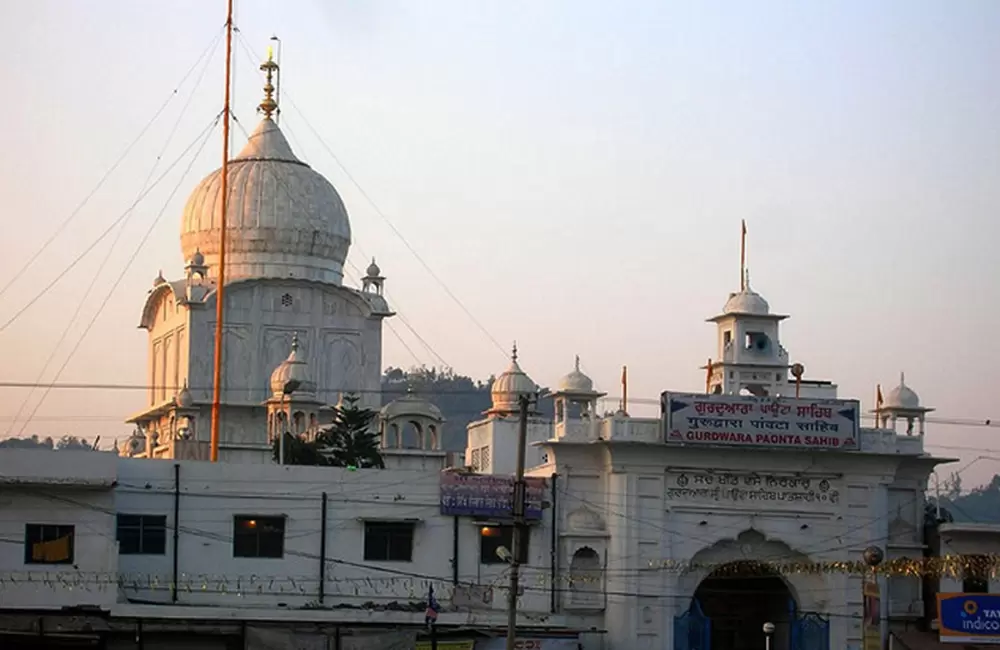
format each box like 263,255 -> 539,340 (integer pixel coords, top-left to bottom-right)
258,45 -> 279,119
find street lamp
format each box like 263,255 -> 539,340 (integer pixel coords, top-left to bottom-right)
763,622 -> 775,650
278,378 -> 300,465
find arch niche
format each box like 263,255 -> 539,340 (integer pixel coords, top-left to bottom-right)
677,529 -> 828,650
694,561 -> 793,650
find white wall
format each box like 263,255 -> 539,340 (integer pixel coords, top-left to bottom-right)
0,451 -> 570,630
937,525 -> 1000,594
0,450 -> 120,608
542,428 -> 941,650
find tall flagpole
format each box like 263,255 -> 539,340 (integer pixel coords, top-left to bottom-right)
621,365 -> 628,415
740,219 -> 747,291
210,0 -> 235,463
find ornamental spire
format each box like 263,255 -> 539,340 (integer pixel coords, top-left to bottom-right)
258,45 -> 279,119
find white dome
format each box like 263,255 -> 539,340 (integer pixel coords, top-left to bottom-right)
490,345 -> 536,414
180,118 -> 351,284
269,334 -> 316,397
884,372 -> 921,409
557,355 -> 594,393
723,286 -> 770,315
381,390 -> 444,421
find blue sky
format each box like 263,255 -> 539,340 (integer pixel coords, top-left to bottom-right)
1,1 -> 998,482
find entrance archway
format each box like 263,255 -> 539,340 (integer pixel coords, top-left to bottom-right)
694,561 -> 792,650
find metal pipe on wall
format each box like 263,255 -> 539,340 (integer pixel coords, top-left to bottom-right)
452,515 -> 459,585
319,492 -> 328,604
171,463 -> 180,603
550,473 -> 558,614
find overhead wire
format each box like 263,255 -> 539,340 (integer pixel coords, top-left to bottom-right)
229,36 -> 448,371
223,111 -> 427,370
0,115 -> 226,335
226,106 -> 446,371
11,114 -> 222,437
4,34 -> 224,438
233,33 -> 511,363
22,490 -> 867,617
0,24 -> 226,304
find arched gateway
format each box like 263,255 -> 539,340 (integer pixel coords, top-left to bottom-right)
674,562 -> 829,650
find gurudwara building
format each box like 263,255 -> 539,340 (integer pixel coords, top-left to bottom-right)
111,59 -> 953,650
121,84 -> 396,463
467,278 -> 949,650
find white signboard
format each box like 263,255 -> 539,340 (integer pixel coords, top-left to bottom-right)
662,392 -> 859,450
665,470 -> 842,508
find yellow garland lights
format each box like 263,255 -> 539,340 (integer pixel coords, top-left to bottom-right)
649,554 -> 998,578
1,553 -> 996,596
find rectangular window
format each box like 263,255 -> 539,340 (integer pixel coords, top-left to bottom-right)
117,514 -> 167,555
25,524 -> 75,565
480,525 -> 528,565
364,521 -> 414,562
233,515 -> 285,558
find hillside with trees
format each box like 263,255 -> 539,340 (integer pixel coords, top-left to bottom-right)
930,471 -> 1000,524
0,435 -> 96,451
380,366 -> 554,451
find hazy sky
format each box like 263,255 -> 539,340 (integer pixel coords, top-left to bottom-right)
1,1 -> 997,485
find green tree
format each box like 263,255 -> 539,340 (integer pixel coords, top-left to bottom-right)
321,394 -> 384,469
271,432 -> 328,466
271,394 -> 384,469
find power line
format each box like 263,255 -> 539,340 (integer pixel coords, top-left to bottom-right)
227,124 -> 446,370
0,24 -> 226,304
17,490 -> 877,618
229,37 -> 451,372
12,116 -> 221,438
0,378 -> 994,426
0,116 -> 225,334
4,38 -> 224,439
234,33 -> 511,363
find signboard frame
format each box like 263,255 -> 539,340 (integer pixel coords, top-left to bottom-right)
661,392 -> 860,451
439,472 -> 547,520
938,593 -> 1000,644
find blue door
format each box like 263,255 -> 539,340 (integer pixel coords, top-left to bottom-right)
675,599 -> 712,650
789,600 -> 830,650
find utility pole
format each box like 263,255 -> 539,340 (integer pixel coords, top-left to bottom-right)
506,392 -> 531,650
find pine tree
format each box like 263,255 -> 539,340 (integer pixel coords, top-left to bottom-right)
319,394 -> 385,469
271,432 -> 329,466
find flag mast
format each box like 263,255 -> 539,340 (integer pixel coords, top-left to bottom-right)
740,219 -> 747,291
209,0 -> 235,462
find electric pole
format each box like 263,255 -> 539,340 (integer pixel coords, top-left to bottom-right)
506,392 -> 531,650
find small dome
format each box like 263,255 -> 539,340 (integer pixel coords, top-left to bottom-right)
884,372 -> 921,409
723,285 -> 770,316
269,334 -> 316,396
490,343 -> 536,414
175,382 -> 193,408
366,257 -> 382,277
381,389 -> 444,421
557,355 -> 594,393
190,249 -> 205,266
153,270 -> 166,287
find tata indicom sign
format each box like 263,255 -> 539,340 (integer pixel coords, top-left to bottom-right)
938,593 -> 1000,644
661,392 -> 859,451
